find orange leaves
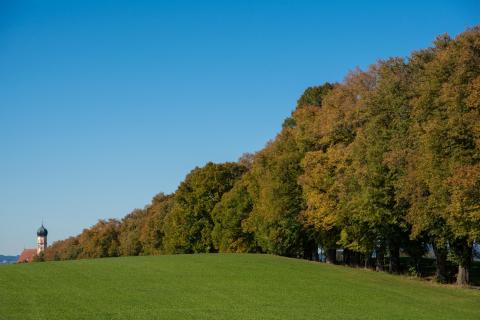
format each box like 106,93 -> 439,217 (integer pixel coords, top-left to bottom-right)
445,164 -> 480,242
466,76 -> 480,111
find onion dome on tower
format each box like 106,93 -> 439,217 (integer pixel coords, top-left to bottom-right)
37,224 -> 48,237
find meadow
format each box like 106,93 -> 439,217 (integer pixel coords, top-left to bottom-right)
1,254 -> 479,319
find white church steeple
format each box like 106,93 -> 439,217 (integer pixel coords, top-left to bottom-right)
36,224 -> 48,254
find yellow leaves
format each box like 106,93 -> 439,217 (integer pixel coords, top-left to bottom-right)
445,164 -> 480,241
302,191 -> 338,231
291,69 -> 377,152
300,148 -> 348,232
466,76 -> 480,111
447,164 -> 480,217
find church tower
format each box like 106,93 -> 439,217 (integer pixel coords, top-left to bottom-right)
36,224 -> 48,254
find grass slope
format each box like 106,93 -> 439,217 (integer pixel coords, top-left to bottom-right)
1,254 -> 479,320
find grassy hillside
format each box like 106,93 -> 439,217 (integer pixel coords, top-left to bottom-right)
1,254 -> 479,320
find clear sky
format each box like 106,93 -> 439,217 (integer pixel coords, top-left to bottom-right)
1,1 -> 478,255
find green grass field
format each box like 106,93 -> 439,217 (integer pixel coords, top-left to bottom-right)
1,254 -> 479,320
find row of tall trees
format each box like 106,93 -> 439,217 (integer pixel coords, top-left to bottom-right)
45,27 -> 480,286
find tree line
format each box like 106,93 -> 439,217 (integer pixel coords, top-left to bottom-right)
44,27 -> 480,286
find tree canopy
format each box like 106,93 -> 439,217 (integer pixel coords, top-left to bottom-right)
45,27 -> 480,286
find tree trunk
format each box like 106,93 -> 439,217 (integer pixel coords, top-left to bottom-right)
303,240 -> 318,261
376,248 -> 385,272
343,248 -> 351,265
457,264 -> 470,286
453,241 -> 472,286
350,251 -> 361,267
432,243 -> 448,283
355,251 -> 363,267
388,245 -> 400,274
326,248 -> 337,264
411,256 -> 422,276
364,253 -> 373,269
312,244 -> 320,262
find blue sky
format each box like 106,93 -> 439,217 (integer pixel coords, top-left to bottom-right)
0,1 -> 478,255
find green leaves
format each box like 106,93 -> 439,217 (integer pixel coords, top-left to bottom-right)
162,162 -> 247,254
44,26 -> 480,285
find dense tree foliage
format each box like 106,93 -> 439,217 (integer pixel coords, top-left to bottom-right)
161,162 -> 247,253
45,27 -> 480,286
211,179 -> 257,252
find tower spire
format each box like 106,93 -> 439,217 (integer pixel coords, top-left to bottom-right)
36,223 -> 48,255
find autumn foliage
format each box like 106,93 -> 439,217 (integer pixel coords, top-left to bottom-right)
45,27 -> 480,286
